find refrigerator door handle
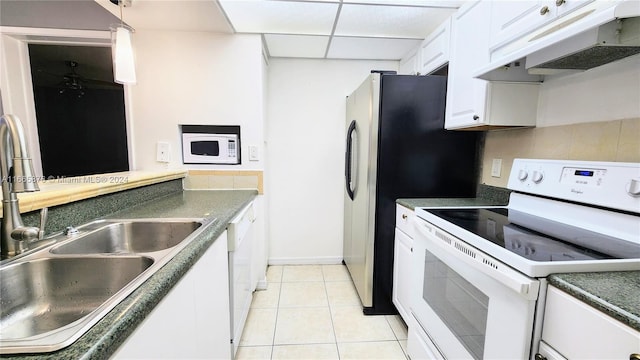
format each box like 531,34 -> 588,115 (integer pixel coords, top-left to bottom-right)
345,120 -> 357,200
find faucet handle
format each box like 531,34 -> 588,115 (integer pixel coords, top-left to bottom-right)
38,207 -> 48,240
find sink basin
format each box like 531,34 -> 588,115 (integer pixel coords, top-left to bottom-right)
0,217 -> 209,354
51,221 -> 202,254
0,256 -> 153,339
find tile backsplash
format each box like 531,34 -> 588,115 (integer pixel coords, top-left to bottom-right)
482,118 -> 640,188
184,170 -> 264,194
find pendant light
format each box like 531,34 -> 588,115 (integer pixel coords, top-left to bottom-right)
110,0 -> 136,84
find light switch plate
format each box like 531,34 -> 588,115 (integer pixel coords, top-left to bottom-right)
157,142 -> 170,163
491,158 -> 502,177
249,145 -> 259,161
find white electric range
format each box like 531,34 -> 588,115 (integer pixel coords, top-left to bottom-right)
409,159 -> 640,360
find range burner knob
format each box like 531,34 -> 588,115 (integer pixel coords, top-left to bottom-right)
532,171 -> 544,184
518,170 -> 528,181
627,179 -> 640,197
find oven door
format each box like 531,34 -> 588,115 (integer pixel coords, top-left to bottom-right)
411,216 -> 540,360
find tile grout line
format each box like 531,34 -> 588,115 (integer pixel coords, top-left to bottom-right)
322,265 -> 342,360
269,266 -> 285,359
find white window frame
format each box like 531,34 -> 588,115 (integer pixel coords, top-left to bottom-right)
0,26 -> 135,177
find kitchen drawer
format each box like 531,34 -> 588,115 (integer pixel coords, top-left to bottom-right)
407,315 -> 445,360
395,204 -> 414,238
541,285 -> 640,359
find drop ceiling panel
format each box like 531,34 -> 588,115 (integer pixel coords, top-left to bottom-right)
327,36 -> 421,60
265,34 -> 329,58
219,1 -> 339,35
335,4 -> 455,39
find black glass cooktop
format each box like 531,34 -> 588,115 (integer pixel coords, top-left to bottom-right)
425,208 -> 640,262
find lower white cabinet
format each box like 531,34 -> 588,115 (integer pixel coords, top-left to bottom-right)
393,228 -> 412,323
393,205 -> 414,324
114,231 -> 231,359
539,285 -> 640,360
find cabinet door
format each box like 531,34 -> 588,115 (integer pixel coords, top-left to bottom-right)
419,18 -> 451,75
114,232 -> 231,359
399,47 -> 419,75
554,0 -> 594,18
445,1 -> 491,129
392,228 -> 413,323
541,286 -> 640,359
489,1 -> 554,51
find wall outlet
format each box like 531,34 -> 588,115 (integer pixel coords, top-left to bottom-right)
157,142 -> 170,163
249,145 -> 259,161
491,158 -> 502,178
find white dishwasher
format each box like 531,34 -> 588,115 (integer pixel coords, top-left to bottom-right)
227,201 -> 255,357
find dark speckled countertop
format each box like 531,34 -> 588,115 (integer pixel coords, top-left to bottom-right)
3,190 -> 257,360
549,272 -> 640,332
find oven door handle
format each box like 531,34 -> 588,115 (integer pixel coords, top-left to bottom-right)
414,218 -> 540,300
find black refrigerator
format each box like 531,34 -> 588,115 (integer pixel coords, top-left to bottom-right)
343,72 -> 480,315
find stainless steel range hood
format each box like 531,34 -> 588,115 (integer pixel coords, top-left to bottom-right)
475,1 -> 640,82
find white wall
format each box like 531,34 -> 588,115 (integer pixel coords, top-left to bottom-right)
536,55 -> 640,127
130,31 -> 265,171
266,59 -> 398,264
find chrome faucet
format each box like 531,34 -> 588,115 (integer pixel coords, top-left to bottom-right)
1,114 -> 46,259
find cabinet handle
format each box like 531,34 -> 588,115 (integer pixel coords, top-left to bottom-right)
472,115 -> 480,121
534,354 -> 547,360
540,6 -> 550,15
630,354 -> 640,360
555,0 -> 565,6
402,214 -> 408,219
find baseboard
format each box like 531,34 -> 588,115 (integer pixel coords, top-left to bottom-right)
268,256 -> 343,265
255,277 -> 268,291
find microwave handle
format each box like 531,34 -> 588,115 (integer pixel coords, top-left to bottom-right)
413,218 -> 540,300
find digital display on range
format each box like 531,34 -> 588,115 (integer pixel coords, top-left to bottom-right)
574,170 -> 594,177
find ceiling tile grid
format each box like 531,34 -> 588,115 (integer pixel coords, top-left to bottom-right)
217,0 -> 460,60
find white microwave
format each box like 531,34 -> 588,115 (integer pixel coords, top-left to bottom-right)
182,133 -> 239,164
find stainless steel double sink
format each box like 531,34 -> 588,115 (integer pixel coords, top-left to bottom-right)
0,218 -> 210,354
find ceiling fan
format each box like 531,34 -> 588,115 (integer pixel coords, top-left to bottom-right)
36,60 -> 121,97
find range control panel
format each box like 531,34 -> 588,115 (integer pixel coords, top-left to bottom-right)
507,159 -> 640,213
559,167 -> 607,187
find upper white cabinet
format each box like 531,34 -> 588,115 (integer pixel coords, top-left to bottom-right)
538,286 -> 640,359
489,0 -> 594,52
446,1 -> 491,129
399,47 -> 420,75
445,0 -> 539,130
418,18 -> 451,75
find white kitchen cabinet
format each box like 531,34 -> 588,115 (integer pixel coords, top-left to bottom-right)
114,231 -> 231,359
419,17 -> 451,75
393,204 -> 414,324
489,0 -> 594,52
251,197 -> 267,290
445,0 -> 539,130
538,285 -> 640,360
399,47 -> 420,75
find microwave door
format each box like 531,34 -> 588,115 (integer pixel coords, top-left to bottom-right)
191,141 -> 220,156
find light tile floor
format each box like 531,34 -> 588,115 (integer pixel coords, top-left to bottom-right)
236,265 -> 408,360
